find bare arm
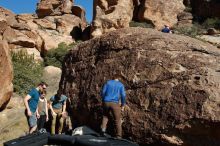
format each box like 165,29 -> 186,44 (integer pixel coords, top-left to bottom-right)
49,101 -> 56,115
62,101 -> 66,113
45,99 -> 49,121
36,106 -> 40,118
24,95 -> 32,116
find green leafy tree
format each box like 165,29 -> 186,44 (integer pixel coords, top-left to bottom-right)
44,42 -> 79,68
12,50 -> 44,95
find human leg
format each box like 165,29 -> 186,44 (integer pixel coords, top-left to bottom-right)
37,115 -> 46,130
101,103 -> 110,134
28,112 -> 38,134
57,113 -> 64,134
110,103 -> 122,138
51,114 -> 57,134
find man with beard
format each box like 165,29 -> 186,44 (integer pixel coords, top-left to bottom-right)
24,82 -> 48,134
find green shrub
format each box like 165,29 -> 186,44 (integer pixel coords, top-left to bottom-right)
129,21 -> 154,28
173,23 -> 204,37
202,18 -> 220,29
184,6 -> 192,13
12,50 -> 44,95
44,42 -> 78,68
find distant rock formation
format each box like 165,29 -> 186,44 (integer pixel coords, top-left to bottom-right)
0,40 -> 13,111
0,1 -> 86,59
91,0 -> 134,37
36,0 -> 73,18
137,0 -> 185,29
191,0 -> 220,18
91,0 -> 185,37
60,27 -> 220,146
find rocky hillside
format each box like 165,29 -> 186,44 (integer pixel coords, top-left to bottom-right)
0,0 -> 87,110
60,27 -> 220,146
91,0 -> 185,37
0,0 -> 86,60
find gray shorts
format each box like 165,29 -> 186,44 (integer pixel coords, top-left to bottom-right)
28,112 -> 37,127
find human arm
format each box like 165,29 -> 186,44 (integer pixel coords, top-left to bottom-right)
101,83 -> 107,98
45,99 -> 49,121
49,97 -> 57,116
24,95 -> 32,116
36,106 -> 40,118
120,85 -> 126,109
62,100 -> 67,114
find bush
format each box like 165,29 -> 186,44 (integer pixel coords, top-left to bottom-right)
173,23 -> 204,37
44,42 -> 79,68
129,21 -> 154,28
12,50 -> 44,95
202,18 -> 220,29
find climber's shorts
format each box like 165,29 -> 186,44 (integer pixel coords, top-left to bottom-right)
28,112 -> 37,127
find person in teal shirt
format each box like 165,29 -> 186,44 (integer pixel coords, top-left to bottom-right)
50,89 -> 67,134
24,82 -> 48,134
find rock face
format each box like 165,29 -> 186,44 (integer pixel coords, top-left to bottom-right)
60,27 -> 220,145
0,40 -> 13,111
191,0 -> 220,18
137,0 -> 185,29
91,0 -> 185,36
91,0 -> 134,37
36,0 -> 73,18
0,4 -> 86,59
177,11 -> 193,27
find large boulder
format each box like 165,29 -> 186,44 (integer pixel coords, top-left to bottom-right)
36,0 -> 73,18
137,0 -> 185,29
91,0 -> 134,37
60,27 -> 220,145
0,40 -> 13,111
42,66 -> 62,99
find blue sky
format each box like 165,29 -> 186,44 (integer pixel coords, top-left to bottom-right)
0,0 -> 93,22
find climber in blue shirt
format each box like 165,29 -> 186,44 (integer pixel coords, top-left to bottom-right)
161,25 -> 172,33
100,73 -> 126,138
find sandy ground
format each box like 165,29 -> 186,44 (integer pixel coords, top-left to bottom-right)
0,96 -> 29,146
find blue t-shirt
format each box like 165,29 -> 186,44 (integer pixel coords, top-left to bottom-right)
50,95 -> 67,109
161,27 -> 171,33
28,88 -> 40,113
101,80 -> 126,106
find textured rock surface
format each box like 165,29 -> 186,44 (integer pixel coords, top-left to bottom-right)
177,11 -> 193,27
191,0 -> 220,18
60,27 -> 220,145
0,40 -> 13,111
91,0 -> 134,37
137,0 -> 185,29
0,4 -> 86,56
42,66 -> 62,99
36,0 -> 73,18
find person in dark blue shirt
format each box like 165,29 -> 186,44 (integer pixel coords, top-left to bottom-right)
100,74 -> 126,138
24,82 -> 48,134
161,25 -> 172,33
